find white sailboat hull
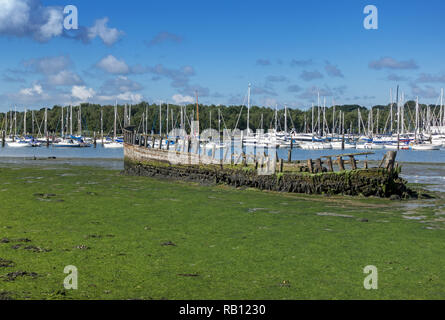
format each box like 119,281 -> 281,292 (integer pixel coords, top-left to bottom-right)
103,142 -> 123,148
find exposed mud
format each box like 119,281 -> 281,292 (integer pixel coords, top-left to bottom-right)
161,241 -> 177,246
2,271 -> 38,282
0,258 -> 15,268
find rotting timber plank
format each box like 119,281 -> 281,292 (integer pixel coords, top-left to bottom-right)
337,156 -> 345,171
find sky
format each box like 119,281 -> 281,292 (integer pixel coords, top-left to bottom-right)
0,0 -> 444,112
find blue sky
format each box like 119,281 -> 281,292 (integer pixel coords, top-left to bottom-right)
0,0 -> 444,112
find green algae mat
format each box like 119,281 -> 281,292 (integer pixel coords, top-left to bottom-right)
0,164 -> 444,300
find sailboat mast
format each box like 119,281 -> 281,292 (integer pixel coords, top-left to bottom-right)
284,104 -> 287,133
218,108 -> 221,135
14,106 -> 16,137
390,88 -> 393,133
114,101 -> 117,139
415,96 -> 419,141
44,107 -> 47,138
100,106 -> 103,141
166,102 -> 169,135
195,91 -> 199,136
78,105 -> 82,136
31,110 -> 34,135
159,101 -> 162,135
61,106 -> 64,137
311,103 -> 314,134
247,83 -> 251,133
70,105 -> 73,135
441,88 -> 444,127
24,108 -> 27,136
317,92 -> 320,135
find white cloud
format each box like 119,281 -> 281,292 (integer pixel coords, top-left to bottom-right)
20,84 -> 43,96
369,57 -> 418,70
0,1 -> 123,45
100,76 -> 142,94
0,0 -> 63,42
71,85 -> 95,101
37,6 -> 63,41
0,0 -> 31,35
117,91 -> 142,104
96,55 -> 130,74
47,70 -> 83,86
172,94 -> 194,104
87,17 -> 124,46
24,55 -> 71,75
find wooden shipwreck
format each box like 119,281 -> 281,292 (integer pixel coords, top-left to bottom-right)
123,129 -> 416,199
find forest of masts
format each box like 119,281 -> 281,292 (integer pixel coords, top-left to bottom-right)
1,90 -> 444,138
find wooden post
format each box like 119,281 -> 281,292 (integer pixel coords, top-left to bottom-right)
384,151 -> 397,172
349,156 -> 357,170
1,130 -> 5,148
337,156 -> 345,171
307,159 -> 313,173
364,159 -> 368,169
288,140 -> 293,163
315,158 -> 323,172
166,138 -> 170,150
326,157 -> 333,172
378,154 -> 387,168
94,131 -> 97,148
280,159 -> 284,173
159,136 -> 162,149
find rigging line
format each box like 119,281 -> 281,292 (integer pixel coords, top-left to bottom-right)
234,105 -> 244,130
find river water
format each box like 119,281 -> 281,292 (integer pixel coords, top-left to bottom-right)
0,146 -> 444,192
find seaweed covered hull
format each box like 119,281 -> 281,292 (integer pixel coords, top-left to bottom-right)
123,158 -> 415,199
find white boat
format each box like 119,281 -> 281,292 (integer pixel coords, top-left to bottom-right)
356,143 -> 384,150
53,138 -> 86,148
384,143 -> 409,150
331,141 -> 357,150
103,142 -> 123,148
7,140 -> 31,147
299,142 -> 331,150
411,143 -> 440,151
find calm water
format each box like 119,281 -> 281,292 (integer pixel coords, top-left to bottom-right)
0,145 -> 444,192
